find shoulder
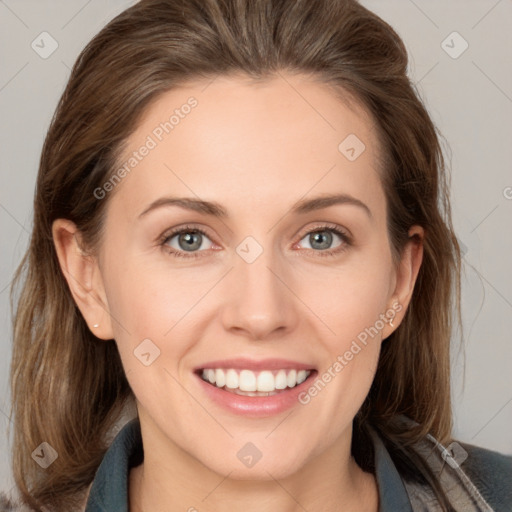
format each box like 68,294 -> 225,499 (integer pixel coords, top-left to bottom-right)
0,493 -> 35,512
0,484 -> 92,512
459,441 -> 512,510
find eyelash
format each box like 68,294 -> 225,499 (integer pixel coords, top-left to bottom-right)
159,223 -> 352,259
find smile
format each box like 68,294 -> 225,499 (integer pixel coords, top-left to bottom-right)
193,359 -> 317,417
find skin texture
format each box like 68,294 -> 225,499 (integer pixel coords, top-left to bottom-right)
53,72 -> 423,512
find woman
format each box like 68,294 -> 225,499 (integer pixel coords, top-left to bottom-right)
5,0 -> 511,510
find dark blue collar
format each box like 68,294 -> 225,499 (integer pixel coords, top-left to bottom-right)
370,427 -> 414,512
85,418 -> 412,511
85,418 -> 142,512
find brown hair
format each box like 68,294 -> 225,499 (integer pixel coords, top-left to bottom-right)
9,0 -> 461,509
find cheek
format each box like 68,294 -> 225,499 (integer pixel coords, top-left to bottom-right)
297,271 -> 387,444
100,256 -> 197,401
298,250 -> 393,341
295,246 -> 392,409
102,249 -> 210,338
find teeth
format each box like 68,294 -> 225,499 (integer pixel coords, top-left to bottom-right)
225,369 -> 239,389
215,369 -> 226,388
287,369 -> 297,388
257,371 -> 275,392
297,370 -> 308,384
239,370 -> 257,392
200,368 -> 312,392
275,370 -> 288,390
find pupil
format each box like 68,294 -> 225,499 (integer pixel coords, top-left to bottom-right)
311,231 -> 332,250
179,231 -> 202,251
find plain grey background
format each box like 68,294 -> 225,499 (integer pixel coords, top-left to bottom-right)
1,0 -> 511,495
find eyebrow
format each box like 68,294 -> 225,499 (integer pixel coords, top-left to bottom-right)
138,193 -> 372,220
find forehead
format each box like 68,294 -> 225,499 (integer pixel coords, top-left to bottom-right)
109,72 -> 386,222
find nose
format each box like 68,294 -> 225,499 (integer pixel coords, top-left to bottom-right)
220,246 -> 299,341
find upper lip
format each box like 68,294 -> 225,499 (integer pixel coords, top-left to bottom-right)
194,358 -> 316,372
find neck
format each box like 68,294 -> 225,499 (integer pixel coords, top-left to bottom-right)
128,425 -> 379,512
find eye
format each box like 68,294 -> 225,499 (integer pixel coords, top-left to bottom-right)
160,225 -> 215,258
159,223 -> 352,259
295,224 -> 351,257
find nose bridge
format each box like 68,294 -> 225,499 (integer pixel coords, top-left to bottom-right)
220,238 -> 297,338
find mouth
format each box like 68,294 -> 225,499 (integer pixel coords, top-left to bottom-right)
195,367 -> 315,397
192,359 -> 317,417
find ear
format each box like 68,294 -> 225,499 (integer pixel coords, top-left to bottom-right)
52,219 -> 114,340
384,225 -> 424,336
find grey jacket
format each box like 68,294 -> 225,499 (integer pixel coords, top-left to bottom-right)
2,417 -> 511,511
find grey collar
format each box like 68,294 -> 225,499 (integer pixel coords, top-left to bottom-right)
367,416 -> 495,511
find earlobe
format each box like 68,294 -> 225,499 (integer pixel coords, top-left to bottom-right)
51,219 -> 114,340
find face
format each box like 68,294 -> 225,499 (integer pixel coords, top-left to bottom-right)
67,73 -> 420,480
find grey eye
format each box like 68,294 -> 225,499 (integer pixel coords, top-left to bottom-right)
166,230 -> 211,252
300,230 -> 342,251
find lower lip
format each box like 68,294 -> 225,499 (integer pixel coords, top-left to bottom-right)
194,371 -> 317,418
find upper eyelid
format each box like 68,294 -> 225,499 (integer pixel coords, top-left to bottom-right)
296,223 -> 350,239
162,224 -> 213,240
